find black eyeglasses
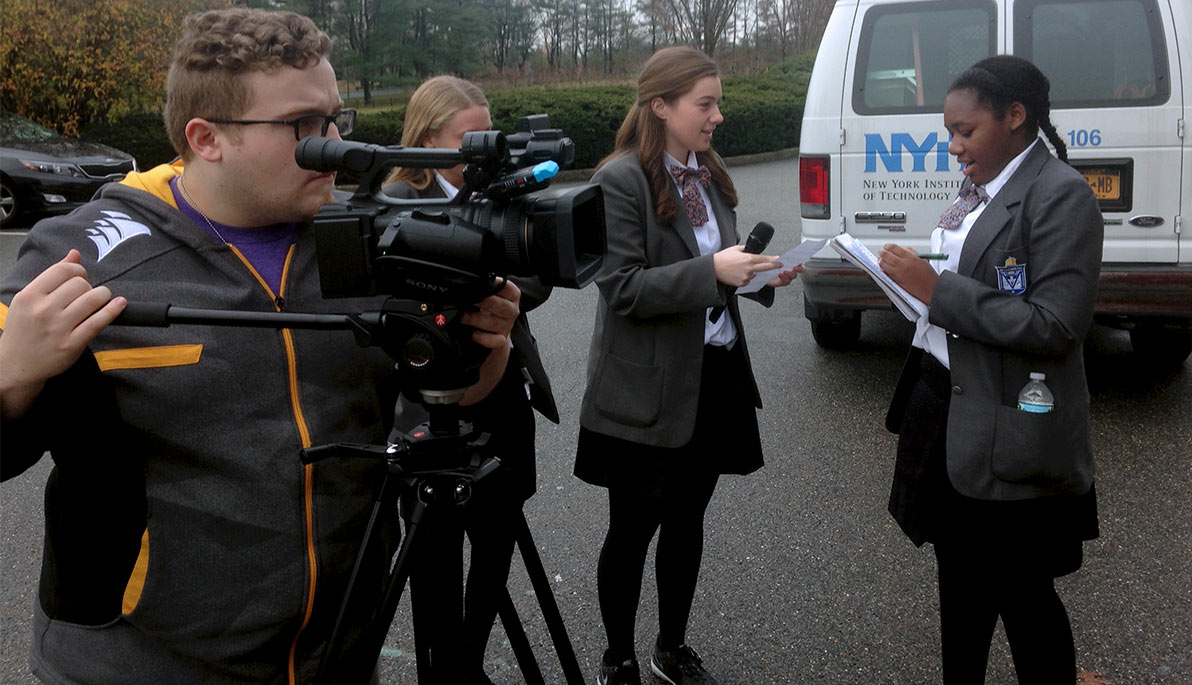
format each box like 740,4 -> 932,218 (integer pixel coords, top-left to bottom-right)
204,108 -> 356,141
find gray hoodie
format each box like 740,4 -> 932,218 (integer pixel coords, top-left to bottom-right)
2,163 -> 403,683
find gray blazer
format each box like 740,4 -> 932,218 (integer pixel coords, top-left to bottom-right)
579,152 -> 766,448
889,141 -> 1103,501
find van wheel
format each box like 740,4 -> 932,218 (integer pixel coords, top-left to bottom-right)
810,313 -> 862,349
1129,328 -> 1192,368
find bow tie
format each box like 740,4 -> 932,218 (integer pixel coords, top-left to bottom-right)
670,164 -> 711,188
938,184 -> 989,230
670,164 -> 713,226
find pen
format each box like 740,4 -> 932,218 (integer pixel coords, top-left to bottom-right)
918,253 -> 949,260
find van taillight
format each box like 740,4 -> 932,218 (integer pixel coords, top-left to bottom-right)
800,155 -> 830,219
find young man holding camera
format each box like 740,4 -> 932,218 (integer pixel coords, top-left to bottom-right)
0,8 -> 518,682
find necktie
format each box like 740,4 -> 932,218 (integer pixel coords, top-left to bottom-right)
938,184 -> 988,230
670,163 -> 713,226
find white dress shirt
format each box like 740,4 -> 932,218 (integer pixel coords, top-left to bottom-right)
914,139 -> 1039,368
665,152 -> 738,347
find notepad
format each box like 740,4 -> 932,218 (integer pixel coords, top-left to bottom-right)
829,233 -> 928,322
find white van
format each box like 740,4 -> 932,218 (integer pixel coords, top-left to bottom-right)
797,0 -> 1191,365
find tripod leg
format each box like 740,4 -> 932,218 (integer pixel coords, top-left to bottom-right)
408,496 -> 466,685
513,512 -> 585,685
497,588 -> 546,685
410,568 -> 434,685
315,460 -> 405,685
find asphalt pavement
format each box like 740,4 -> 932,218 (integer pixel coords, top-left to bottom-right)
2,157 -> 1190,683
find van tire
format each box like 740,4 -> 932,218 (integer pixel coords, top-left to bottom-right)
810,313 -> 862,349
1129,328 -> 1192,367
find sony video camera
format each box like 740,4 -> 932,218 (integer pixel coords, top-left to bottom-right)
296,115 -> 605,305
293,115 -> 604,396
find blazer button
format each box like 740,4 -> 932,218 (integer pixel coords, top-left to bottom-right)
952,385 -> 963,395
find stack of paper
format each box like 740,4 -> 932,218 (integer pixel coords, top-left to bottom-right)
829,233 -> 928,322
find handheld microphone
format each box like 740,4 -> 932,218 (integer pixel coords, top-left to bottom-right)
710,221 -> 775,323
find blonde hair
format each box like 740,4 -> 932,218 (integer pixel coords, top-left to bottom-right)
384,76 -> 489,189
164,8 -> 332,160
599,46 -> 736,223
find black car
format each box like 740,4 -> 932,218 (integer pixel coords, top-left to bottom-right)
1,112 -> 137,227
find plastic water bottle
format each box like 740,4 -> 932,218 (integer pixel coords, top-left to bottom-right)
1017,372 -> 1055,413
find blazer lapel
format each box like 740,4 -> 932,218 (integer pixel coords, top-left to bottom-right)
958,141 -> 1049,277
708,183 -> 738,249
666,181 -> 702,258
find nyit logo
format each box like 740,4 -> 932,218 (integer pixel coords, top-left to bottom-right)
865,133 -> 952,173
85,211 -> 151,261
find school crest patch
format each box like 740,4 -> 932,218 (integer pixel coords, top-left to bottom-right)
996,257 -> 1027,294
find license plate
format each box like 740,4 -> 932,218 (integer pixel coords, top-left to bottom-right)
1083,170 -> 1120,201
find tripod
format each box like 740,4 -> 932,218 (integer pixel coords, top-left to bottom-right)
115,302 -> 583,685
304,396 -> 583,685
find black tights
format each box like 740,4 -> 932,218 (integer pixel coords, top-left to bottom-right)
935,542 -> 1076,684
598,470 -> 720,662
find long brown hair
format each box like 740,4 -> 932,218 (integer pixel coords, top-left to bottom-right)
384,75 -> 489,189
598,46 -> 737,223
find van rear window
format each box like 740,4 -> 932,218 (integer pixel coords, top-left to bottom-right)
853,1 -> 996,115
1016,0 -> 1170,108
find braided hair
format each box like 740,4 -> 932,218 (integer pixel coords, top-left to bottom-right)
949,55 -> 1068,164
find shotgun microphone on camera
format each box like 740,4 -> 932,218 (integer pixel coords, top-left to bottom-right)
710,221 -> 775,323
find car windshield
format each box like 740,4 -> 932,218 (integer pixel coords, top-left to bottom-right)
0,114 -> 61,143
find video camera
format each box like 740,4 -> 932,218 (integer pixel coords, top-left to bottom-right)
291,115 -> 604,397
296,115 -> 605,305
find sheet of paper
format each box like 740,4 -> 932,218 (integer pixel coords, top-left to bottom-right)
737,237 -> 829,293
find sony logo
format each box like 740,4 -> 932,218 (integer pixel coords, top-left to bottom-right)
406,279 -> 450,293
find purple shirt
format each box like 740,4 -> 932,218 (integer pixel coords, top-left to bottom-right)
170,177 -> 300,297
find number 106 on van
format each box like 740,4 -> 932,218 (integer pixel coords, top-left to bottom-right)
1067,129 -> 1102,146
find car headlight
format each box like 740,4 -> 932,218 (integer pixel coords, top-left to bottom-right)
19,159 -> 86,177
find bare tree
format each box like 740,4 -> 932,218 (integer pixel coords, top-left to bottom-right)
586,0 -> 635,73
791,0 -> 833,54
652,0 -> 740,55
535,0 -> 573,68
485,0 -> 536,71
340,0 -> 386,103
761,0 -> 794,58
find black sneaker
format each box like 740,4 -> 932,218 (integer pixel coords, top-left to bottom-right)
597,651 -> 642,685
649,640 -> 718,685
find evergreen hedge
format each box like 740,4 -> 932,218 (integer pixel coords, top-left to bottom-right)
347,76 -> 802,169
80,59 -> 810,172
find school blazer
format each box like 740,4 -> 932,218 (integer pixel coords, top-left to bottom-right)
580,152 -> 770,448
381,178 -> 559,423
887,142 -> 1103,501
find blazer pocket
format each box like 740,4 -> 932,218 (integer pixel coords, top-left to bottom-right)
594,353 -> 662,428
990,404 -> 1076,485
